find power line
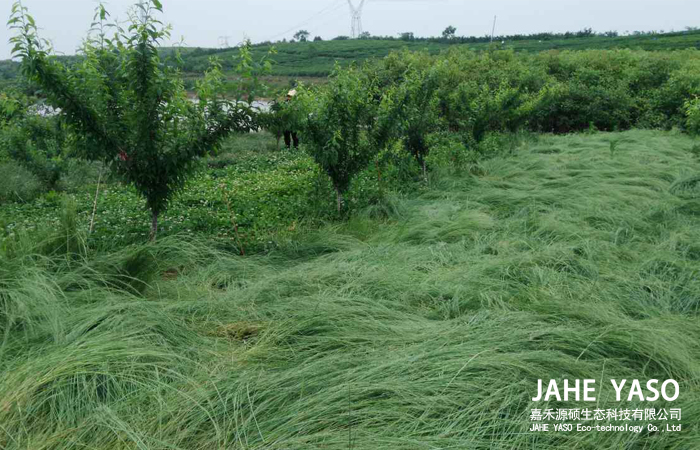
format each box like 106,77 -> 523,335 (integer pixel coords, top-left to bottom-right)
303,7 -> 354,38
263,0 -> 346,42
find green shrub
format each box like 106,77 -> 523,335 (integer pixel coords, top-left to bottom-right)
0,91 -> 25,125
0,161 -> 42,203
380,48 -> 700,136
56,160 -> 103,193
0,90 -> 72,191
524,77 -> 633,133
34,196 -> 88,260
432,50 -> 533,138
0,114 -> 71,189
684,98 -> 700,134
655,60 -> 700,125
425,131 -> 475,174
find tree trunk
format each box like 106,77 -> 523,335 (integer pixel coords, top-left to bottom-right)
334,185 -> 343,214
276,135 -> 281,151
150,210 -> 159,242
376,158 -> 383,197
422,159 -> 427,181
88,168 -> 103,234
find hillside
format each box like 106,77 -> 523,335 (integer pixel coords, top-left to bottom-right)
1,129 -> 699,448
2,29 -> 700,91
179,30 -> 700,78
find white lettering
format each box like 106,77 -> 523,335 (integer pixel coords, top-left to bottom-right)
545,379 -> 561,401
610,379 -> 626,401
646,379 -> 660,401
583,379 -> 596,401
628,380 -> 644,401
661,380 -> 679,401
564,379 -> 579,401
532,379 -> 543,401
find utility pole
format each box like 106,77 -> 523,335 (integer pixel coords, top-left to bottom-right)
491,15 -> 497,42
347,0 -> 367,38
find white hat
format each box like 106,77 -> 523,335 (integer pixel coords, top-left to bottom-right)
287,89 -> 297,97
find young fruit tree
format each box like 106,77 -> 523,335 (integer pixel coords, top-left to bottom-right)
9,0 -> 255,240
259,98 -> 303,151
389,66 -> 442,178
235,38 -> 276,105
297,65 -> 395,213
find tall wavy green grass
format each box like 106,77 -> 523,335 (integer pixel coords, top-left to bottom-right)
1,129 -> 699,449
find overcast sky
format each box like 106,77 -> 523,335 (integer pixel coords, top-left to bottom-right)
2,0 -> 699,59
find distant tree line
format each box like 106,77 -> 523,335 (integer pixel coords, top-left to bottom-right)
262,26 -> 700,46
0,61 -> 20,81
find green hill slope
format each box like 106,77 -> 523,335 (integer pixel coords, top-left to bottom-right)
178,39 -> 449,77
3,30 -> 699,91
176,30 -> 700,78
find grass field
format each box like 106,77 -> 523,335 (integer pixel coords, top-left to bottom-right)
2,129 -> 699,448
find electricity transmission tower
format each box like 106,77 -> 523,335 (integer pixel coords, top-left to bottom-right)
218,36 -> 232,48
347,0 -> 367,38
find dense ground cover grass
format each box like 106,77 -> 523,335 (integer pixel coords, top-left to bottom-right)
1,129 -> 699,448
0,132 -> 413,252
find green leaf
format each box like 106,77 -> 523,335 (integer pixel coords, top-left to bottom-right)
11,43 -> 24,55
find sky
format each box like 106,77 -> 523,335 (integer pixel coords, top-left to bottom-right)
1,0 -> 699,59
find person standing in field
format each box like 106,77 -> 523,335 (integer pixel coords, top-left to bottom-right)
284,89 -> 300,149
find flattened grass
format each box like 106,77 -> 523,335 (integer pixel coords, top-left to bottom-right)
1,130 -> 700,449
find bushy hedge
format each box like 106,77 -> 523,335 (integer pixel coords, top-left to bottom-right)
377,48 -> 700,136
